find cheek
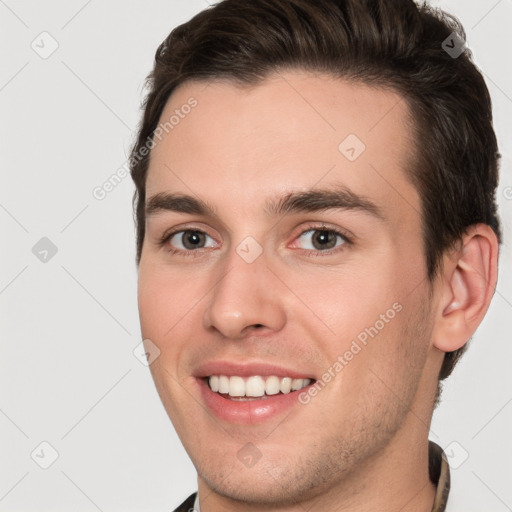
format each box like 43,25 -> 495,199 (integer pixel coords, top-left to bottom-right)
348,296 -> 432,406
137,265 -> 205,429
137,262 -> 200,341
286,266 -> 402,346
310,277 -> 430,408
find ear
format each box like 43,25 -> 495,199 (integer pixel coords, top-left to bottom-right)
432,224 -> 499,353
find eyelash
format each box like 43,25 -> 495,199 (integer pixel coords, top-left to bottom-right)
290,224 -> 353,257
158,224 -> 353,257
158,227 -> 215,258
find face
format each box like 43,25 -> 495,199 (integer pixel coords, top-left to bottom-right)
138,71 -> 441,505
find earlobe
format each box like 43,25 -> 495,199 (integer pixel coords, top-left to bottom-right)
432,224 -> 498,353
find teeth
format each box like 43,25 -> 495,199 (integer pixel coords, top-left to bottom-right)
265,376 -> 280,395
291,378 -> 305,391
209,375 -> 219,392
208,375 -> 312,398
280,377 -> 292,394
246,376 -> 265,397
229,376 -> 245,397
218,375 -> 230,394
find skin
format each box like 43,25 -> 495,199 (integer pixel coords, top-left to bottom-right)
137,71 -> 498,511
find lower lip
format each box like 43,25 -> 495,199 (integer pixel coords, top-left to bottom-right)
197,378 -> 313,424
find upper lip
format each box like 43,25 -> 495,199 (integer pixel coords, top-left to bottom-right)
194,360 -> 316,380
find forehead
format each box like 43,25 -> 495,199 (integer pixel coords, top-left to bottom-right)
145,71 -> 420,226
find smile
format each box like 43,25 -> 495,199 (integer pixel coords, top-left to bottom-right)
208,375 -> 313,400
195,361 -> 317,423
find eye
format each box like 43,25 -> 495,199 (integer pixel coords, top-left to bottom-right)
295,228 -> 348,251
166,230 -> 217,251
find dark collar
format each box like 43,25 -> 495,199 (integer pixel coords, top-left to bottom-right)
173,491 -> 196,512
429,440 -> 451,512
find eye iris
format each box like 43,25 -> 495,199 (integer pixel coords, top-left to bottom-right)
182,231 -> 205,249
312,230 -> 337,250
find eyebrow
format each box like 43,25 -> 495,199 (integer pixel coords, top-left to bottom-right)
145,184 -> 384,221
146,192 -> 217,217
264,185 -> 384,220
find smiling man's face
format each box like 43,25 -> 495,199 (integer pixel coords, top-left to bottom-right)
137,71 -> 445,506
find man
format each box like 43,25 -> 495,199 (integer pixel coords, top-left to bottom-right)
129,0 -> 501,510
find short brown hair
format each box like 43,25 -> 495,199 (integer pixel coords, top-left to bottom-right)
130,0 -> 501,380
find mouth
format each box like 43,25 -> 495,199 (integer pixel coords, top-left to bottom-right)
205,375 -> 313,401
194,362 -> 317,424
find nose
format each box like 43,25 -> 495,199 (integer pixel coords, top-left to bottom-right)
202,247 -> 287,339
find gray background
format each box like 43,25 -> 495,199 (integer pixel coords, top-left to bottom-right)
1,0 -> 511,510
